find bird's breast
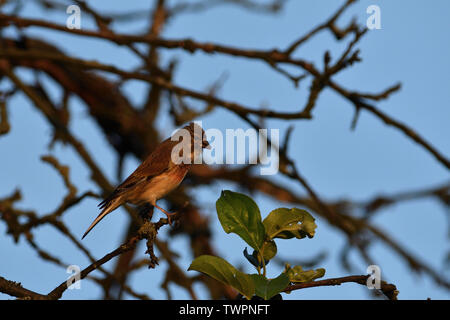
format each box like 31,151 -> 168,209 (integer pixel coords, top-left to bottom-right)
140,164 -> 190,204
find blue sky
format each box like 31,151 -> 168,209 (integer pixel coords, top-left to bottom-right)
0,0 -> 449,299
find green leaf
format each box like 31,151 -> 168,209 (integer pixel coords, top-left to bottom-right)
285,265 -> 326,283
261,240 -> 277,261
263,208 -> 317,240
188,255 -> 255,299
216,190 -> 265,250
250,273 -> 290,300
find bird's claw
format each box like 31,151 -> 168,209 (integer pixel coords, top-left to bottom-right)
165,211 -> 178,225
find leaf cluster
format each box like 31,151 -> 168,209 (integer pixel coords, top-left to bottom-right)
188,190 -> 326,299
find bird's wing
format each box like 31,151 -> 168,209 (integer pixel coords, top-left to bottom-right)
110,138 -> 178,196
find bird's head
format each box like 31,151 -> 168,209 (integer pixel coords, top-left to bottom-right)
185,122 -> 211,150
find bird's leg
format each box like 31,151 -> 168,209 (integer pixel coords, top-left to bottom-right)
154,203 -> 177,225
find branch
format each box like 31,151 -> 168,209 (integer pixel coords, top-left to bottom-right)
0,217 -> 167,300
0,99 -> 11,135
285,0 -> 357,54
330,81 -> 450,170
0,48 -> 311,119
2,15 -> 447,168
0,276 -> 48,300
284,275 -> 399,300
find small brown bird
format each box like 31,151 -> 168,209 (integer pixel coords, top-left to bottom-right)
82,122 -> 210,239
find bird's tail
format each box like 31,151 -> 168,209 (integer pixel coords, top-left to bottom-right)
82,196 -> 122,239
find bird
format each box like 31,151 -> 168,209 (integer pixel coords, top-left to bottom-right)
82,122 -> 210,239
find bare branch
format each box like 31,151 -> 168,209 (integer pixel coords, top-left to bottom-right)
284,275 -> 399,300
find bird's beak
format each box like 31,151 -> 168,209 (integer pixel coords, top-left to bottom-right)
203,140 -> 211,149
